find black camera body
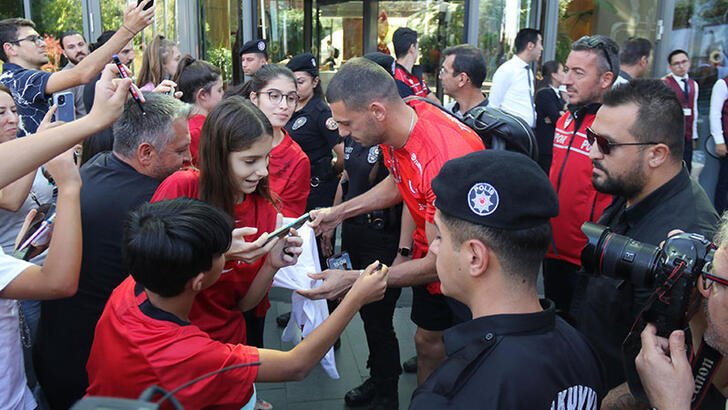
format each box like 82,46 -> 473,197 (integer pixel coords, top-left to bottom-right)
581,222 -> 715,402
581,222 -> 714,337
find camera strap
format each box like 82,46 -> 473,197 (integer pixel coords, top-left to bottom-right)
690,339 -> 722,409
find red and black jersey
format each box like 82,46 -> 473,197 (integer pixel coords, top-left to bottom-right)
151,169 -> 278,343
394,64 -> 430,98
269,129 -> 311,217
548,105 -> 612,266
86,277 -> 259,409
382,99 -> 484,294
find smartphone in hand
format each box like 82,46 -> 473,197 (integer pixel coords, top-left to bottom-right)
263,213 -> 311,246
53,92 -> 75,122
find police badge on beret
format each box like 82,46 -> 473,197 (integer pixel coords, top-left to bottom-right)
292,116 -> 307,130
325,117 -> 338,131
468,183 -> 499,216
367,146 -> 380,164
257,41 -> 266,51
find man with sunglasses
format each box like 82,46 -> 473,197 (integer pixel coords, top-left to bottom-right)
636,219 -> 728,410
545,35 -> 619,316
0,3 -> 153,137
577,79 -> 718,406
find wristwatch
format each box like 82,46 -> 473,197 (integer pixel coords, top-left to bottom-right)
398,247 -> 412,257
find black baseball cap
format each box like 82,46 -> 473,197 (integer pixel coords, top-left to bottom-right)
286,52 -> 318,76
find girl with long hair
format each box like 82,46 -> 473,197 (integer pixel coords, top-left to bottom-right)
137,35 -> 181,91
151,97 -> 302,348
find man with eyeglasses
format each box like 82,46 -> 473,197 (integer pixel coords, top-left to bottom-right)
0,3 -> 153,136
438,44 -> 488,119
663,50 -> 698,172
577,79 -> 718,407
544,35 -> 618,318
636,217 -> 728,410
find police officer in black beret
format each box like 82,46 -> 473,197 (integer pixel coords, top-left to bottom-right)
409,150 -> 605,409
239,39 -> 268,77
285,53 -> 344,212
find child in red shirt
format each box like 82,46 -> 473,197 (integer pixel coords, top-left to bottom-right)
173,55 -> 224,166
86,198 -> 387,409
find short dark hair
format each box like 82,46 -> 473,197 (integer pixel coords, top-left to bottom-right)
173,54 -> 221,105
619,37 -> 651,66
326,57 -> 400,111
571,35 -> 620,82
439,210 -> 551,285
604,79 -> 684,161
90,30 -> 115,52
123,198 -> 233,298
59,29 -> 83,49
0,18 -> 36,62
667,49 -> 689,64
514,28 -> 541,53
392,27 -> 418,59
442,44 -> 487,88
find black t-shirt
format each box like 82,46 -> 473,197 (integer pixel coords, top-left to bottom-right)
285,96 -> 341,172
410,300 -> 605,409
576,167 -> 720,389
34,152 -> 161,408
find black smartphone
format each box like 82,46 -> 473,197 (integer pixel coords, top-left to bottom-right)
263,213 -> 310,245
137,0 -> 154,10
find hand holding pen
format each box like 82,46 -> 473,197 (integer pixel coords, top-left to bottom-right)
112,54 -> 146,113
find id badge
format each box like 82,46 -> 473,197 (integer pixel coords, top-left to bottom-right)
683,108 -> 692,116
327,251 -> 353,270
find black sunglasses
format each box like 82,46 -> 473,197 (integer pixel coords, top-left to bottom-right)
702,271 -> 728,289
577,36 -> 615,74
586,127 -> 658,155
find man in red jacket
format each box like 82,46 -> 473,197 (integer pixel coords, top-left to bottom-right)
544,35 -> 619,314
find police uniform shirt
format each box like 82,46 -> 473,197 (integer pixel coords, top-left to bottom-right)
342,137 -> 388,200
285,96 -> 341,168
410,300 -> 605,409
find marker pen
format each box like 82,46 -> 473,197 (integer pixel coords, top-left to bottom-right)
112,54 -> 145,113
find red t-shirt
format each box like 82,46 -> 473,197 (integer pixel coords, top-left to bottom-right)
151,169 -> 277,343
382,99 -> 484,293
86,277 -> 259,409
269,130 -> 311,217
188,114 -> 206,167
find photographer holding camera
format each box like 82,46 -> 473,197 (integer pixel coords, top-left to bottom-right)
635,224 -> 728,410
576,79 -> 719,405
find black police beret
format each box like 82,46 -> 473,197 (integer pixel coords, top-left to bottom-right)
286,52 -> 318,76
240,39 -> 267,57
432,150 -> 558,230
363,52 -> 396,76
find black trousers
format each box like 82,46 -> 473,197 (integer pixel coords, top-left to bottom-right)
684,139 -> 693,173
715,157 -> 728,214
342,221 -> 402,379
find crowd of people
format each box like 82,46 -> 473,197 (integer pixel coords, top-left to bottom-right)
1,2 -> 728,409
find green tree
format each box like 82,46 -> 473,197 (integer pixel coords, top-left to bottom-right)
31,0 -> 83,36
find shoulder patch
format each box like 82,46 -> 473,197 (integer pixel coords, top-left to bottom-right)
325,117 -> 338,131
292,116 -> 307,130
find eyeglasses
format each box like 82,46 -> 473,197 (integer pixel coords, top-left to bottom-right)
670,59 -> 690,67
702,260 -> 728,289
259,88 -> 299,107
586,127 -> 659,155
10,34 -> 44,46
576,35 -> 615,74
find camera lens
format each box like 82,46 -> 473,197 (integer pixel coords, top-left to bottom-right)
58,95 -> 65,104
581,222 -> 662,286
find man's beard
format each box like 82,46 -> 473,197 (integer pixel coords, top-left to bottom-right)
703,298 -> 728,356
591,160 -> 647,199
